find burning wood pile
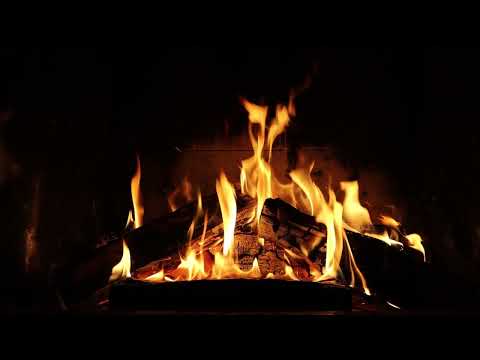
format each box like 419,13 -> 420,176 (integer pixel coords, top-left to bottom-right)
57,97 -> 426,311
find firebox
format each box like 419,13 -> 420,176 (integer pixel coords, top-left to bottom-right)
1,48 -> 480,317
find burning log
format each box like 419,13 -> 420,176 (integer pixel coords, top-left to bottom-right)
126,191 -> 255,267
133,198 -> 323,280
257,198 -> 426,297
55,191 -> 255,304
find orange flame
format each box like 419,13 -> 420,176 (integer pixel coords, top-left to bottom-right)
131,154 -> 144,229
110,154 -> 144,282
216,171 -> 237,257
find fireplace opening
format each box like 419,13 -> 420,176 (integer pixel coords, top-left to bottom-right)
1,48 -> 480,315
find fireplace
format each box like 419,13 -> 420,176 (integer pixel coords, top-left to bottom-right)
1,48 -> 480,317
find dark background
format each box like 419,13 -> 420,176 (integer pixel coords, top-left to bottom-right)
1,48 -> 479,309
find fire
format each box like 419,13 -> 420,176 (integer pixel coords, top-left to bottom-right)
131,154 -> 144,229
118,97 -> 425,298
405,234 -> 426,261
240,99 -> 295,226
109,237 -> 131,281
109,155 -> 144,282
216,171 -> 237,257
340,181 -> 372,232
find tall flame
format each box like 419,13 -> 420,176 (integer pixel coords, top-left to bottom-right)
216,171 -> 237,257
109,154 -> 144,282
240,99 -> 294,227
131,154 -> 144,229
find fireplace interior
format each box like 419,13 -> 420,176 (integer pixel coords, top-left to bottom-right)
1,48 -> 480,317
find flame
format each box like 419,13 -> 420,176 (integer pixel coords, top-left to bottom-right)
405,233 -> 426,261
267,105 -> 290,162
379,216 -> 425,260
110,154 -> 144,282
109,238 -> 132,282
289,162 -> 325,217
216,171 -> 237,257
285,264 -> 299,281
240,99 -> 293,226
145,268 -> 164,282
249,258 -> 262,278
265,272 -> 275,279
131,154 -> 144,229
340,181 -> 371,232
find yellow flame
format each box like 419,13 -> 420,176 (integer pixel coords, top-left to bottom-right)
285,264 -> 299,280
289,162 -> 325,217
145,268 -> 164,282
267,104 -> 290,162
131,154 -> 144,229
110,154 -> 144,282
405,233 -> 426,261
109,239 -> 131,282
340,181 -> 371,232
258,237 -> 265,247
216,171 -> 237,257
240,99 -> 292,227
248,258 -> 262,278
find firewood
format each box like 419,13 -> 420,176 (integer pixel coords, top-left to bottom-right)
125,191 -> 255,267
257,198 -> 426,297
55,191 -> 255,305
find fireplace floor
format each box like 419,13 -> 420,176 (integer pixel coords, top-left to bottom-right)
108,279 -> 353,313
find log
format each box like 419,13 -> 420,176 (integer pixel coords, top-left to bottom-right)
257,198 -> 426,299
133,198 -> 326,279
132,198 -> 320,279
256,198 -> 327,277
125,191 -> 254,267
55,191 -> 255,305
